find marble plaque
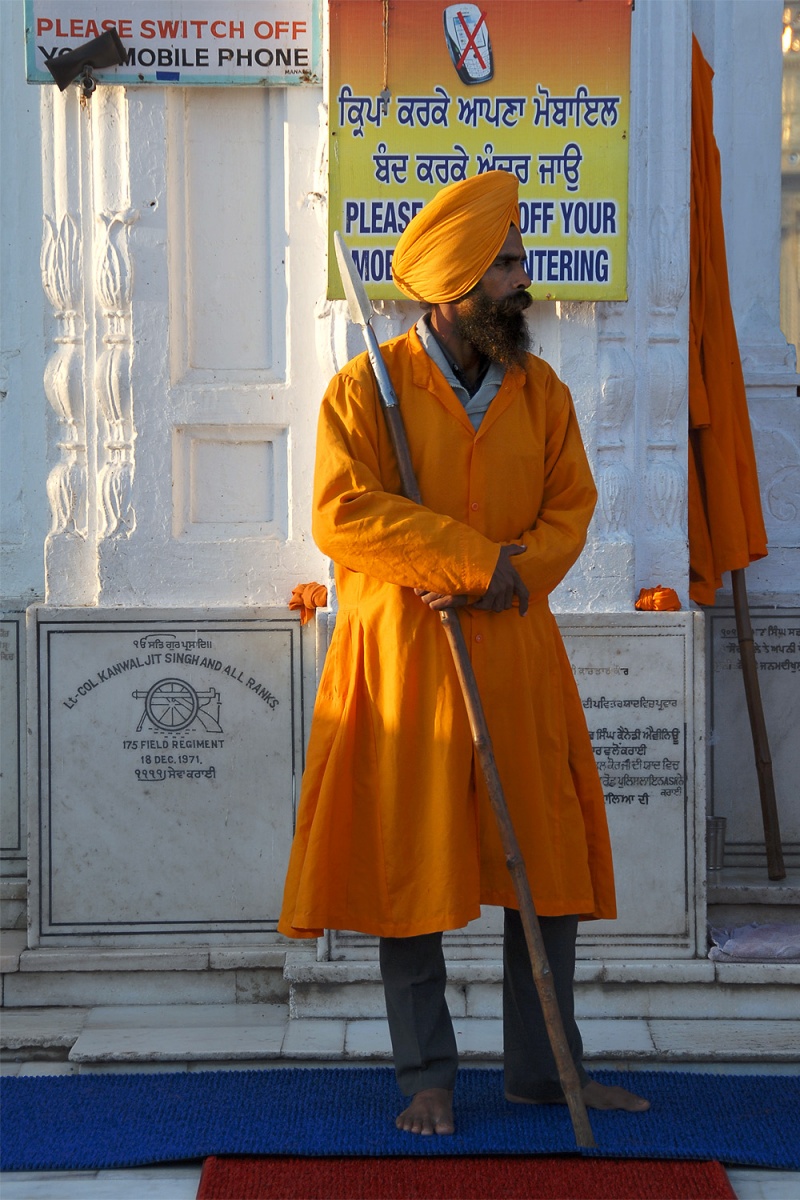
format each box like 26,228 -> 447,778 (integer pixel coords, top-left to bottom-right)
330,613 -> 704,961
0,612 -> 25,873
30,607 -> 310,945
709,608 -> 799,867
563,613 -> 704,958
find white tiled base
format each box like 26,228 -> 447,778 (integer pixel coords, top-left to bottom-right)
0,1166 -> 203,1199
726,1170 -> 800,1199
1,1160 -> 798,1200
649,1019 -> 800,1060
1,1008 -> 88,1050
1,1003 -> 797,1067
70,1004 -> 288,1063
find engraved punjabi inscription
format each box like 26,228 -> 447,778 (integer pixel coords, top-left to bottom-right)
715,621 -> 800,674
587,709 -> 683,807
559,619 -> 696,950
579,689 -> 684,809
565,634 -> 687,814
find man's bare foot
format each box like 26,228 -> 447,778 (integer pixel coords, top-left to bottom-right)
505,1079 -> 650,1112
396,1087 -> 455,1135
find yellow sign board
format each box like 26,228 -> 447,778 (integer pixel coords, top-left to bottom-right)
329,0 -> 632,300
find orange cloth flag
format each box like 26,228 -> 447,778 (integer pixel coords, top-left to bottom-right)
392,170 -> 521,303
635,586 -> 681,612
688,36 -> 767,605
289,582 -> 328,625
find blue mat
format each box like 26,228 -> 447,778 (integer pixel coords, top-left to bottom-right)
1,1067 -> 798,1171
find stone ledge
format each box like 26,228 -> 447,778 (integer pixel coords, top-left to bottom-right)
3,971 -> 238,1008
286,958 -> 513,985
647,1019 -> 800,1061
4,1003 -> 799,1065
284,954 -> 382,984
0,931 -> 27,973
82,1002 -> 288,1029
209,948 -> 287,970
708,866 -> 800,906
577,961 -> 716,984
0,879 -> 26,901
1,1007 -> 88,1050
8,1011 -> 799,1065
713,962 -> 800,985
287,956 -> 778,987
10,946 -> 289,974
70,1029 -> 278,1064
19,948 -> 211,973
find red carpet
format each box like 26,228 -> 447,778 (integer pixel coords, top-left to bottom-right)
197,1155 -> 737,1199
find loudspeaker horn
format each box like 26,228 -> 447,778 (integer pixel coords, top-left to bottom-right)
46,29 -> 126,92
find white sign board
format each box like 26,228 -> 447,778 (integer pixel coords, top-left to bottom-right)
25,0 -> 321,86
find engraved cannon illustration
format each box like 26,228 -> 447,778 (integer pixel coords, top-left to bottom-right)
132,677 -> 223,733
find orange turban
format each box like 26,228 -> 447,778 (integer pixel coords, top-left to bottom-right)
392,171 -> 521,303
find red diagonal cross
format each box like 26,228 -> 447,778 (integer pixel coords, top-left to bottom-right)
455,9 -> 487,70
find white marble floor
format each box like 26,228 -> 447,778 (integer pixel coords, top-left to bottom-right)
2,1163 -> 800,1199
0,1166 -> 202,1199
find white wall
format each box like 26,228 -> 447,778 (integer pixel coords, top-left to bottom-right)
3,1 -> 797,617
1,0 -> 49,605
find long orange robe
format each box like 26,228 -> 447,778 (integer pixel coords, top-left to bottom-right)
278,327 -> 616,939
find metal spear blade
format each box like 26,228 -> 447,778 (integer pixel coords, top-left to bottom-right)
333,231 -> 374,329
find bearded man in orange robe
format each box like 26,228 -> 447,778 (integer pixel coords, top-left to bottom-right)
279,172 -> 648,1133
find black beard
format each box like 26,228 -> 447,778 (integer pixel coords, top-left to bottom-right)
453,287 -> 532,369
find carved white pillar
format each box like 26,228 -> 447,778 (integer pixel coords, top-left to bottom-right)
632,4 -> 691,602
95,208 -> 137,540
593,300 -> 635,601
40,85 -> 141,603
41,210 -> 84,537
559,1 -> 691,611
41,86 -> 98,604
92,88 -> 137,544
644,203 -> 689,588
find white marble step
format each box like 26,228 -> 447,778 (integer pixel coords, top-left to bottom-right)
3,1003 -> 798,1066
63,1016 -> 800,1066
284,952 -> 800,1021
0,942 -> 295,1007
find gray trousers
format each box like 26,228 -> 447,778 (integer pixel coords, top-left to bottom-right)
379,909 -> 590,1100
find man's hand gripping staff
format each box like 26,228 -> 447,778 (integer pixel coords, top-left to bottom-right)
415,543 -> 529,613
333,231 -> 596,1151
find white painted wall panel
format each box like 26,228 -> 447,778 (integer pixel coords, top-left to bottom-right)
172,423 -> 288,539
169,89 -> 285,381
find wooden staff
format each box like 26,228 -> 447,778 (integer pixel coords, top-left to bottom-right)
731,569 -> 785,880
334,233 -> 596,1150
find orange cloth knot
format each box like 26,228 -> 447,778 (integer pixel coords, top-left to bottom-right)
289,582 -> 328,625
635,586 -> 681,612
